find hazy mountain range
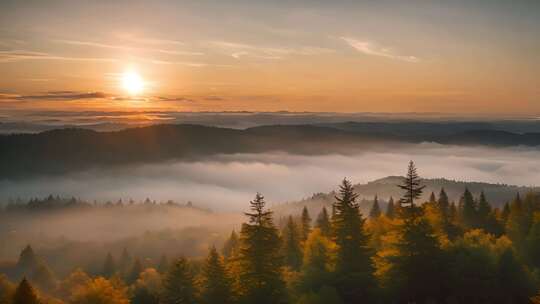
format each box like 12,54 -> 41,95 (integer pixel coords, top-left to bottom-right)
1,123 -> 540,179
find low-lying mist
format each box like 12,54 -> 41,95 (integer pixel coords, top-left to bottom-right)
1,142 -> 540,211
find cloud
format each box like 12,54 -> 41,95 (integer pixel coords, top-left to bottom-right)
341,37 -> 419,63
1,144 -> 539,211
209,41 -> 335,59
57,39 -> 204,56
0,91 -> 109,101
0,50 -> 116,63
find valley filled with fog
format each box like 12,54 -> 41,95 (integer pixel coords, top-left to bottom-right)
1,142 -> 540,211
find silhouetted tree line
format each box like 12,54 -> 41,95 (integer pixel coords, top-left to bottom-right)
2,161 -> 540,303
1,195 -> 204,213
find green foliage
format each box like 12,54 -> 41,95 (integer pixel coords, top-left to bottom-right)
161,257 -> 196,304
297,286 -> 343,304
298,229 -> 335,294
222,230 -> 239,260
236,193 -> 286,304
460,188 -> 478,229
397,161 -> 426,213
331,179 -> 375,302
314,207 -> 331,237
300,207 -> 312,242
385,197 -> 395,219
199,247 -> 234,304
369,195 -> 381,219
281,216 -> 303,271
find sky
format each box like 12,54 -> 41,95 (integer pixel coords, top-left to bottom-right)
1,0 -> 539,115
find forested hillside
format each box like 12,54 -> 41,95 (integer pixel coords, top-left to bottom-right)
1,124 -> 540,178
1,161 -> 540,303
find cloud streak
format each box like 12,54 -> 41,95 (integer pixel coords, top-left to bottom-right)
0,50 -> 116,63
209,41 -> 335,59
341,37 -> 419,63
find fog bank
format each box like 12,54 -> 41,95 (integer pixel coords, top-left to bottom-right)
1,143 -> 539,211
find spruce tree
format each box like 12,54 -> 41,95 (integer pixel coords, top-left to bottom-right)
386,197 -> 395,219
398,161 -> 426,218
282,216 -> 303,271
237,193 -> 286,304
477,191 -> 491,228
222,230 -> 239,260
200,247 -> 234,304
390,161 -> 445,303
331,178 -> 375,302
369,195 -> 381,219
102,252 -> 116,278
300,206 -> 312,242
315,207 -> 331,237
460,188 -> 477,228
162,257 -> 196,304
119,247 -> 132,275
13,278 -> 39,304
16,245 -> 38,276
438,188 -> 450,217
429,192 -> 437,204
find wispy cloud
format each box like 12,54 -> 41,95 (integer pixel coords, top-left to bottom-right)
0,50 -> 116,63
57,39 -> 204,56
0,91 -> 109,101
209,41 -> 335,60
341,37 -> 419,63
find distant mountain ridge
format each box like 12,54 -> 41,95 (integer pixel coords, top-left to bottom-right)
275,176 -> 540,216
0,123 -> 539,178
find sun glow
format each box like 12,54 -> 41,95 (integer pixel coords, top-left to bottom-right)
121,70 -> 144,95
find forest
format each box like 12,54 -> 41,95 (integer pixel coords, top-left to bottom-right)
1,161 -> 540,304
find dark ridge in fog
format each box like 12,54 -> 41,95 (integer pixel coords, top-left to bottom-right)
1,123 -> 540,179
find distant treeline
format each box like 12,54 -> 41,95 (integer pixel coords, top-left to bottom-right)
0,195 -> 204,213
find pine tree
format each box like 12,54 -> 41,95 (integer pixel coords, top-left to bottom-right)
16,245 -> 38,276
398,161 -> 426,218
438,188 -> 449,217
331,178 -> 375,302
222,230 -> 239,260
389,161 -> 445,303
13,278 -> 39,304
200,247 -> 234,304
429,192 -> 437,204
315,207 -> 331,237
119,247 -> 132,275
102,252 -> 116,278
506,193 -> 530,251
282,216 -> 303,271
300,206 -> 312,242
502,202 -> 511,223
237,193 -> 286,304
477,191 -> 491,228
386,197 -> 395,219
460,188 -> 477,228
369,195 -> 381,219
161,257 -> 196,304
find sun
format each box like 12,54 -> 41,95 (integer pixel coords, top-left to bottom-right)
121,70 -> 144,95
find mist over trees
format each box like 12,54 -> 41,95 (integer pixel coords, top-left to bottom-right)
1,161 -> 540,303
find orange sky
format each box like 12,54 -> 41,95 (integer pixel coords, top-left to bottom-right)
1,0 -> 539,114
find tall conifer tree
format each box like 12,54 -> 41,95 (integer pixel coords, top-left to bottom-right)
315,207 -> 331,237
237,193 -> 286,304
331,178 -> 375,302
